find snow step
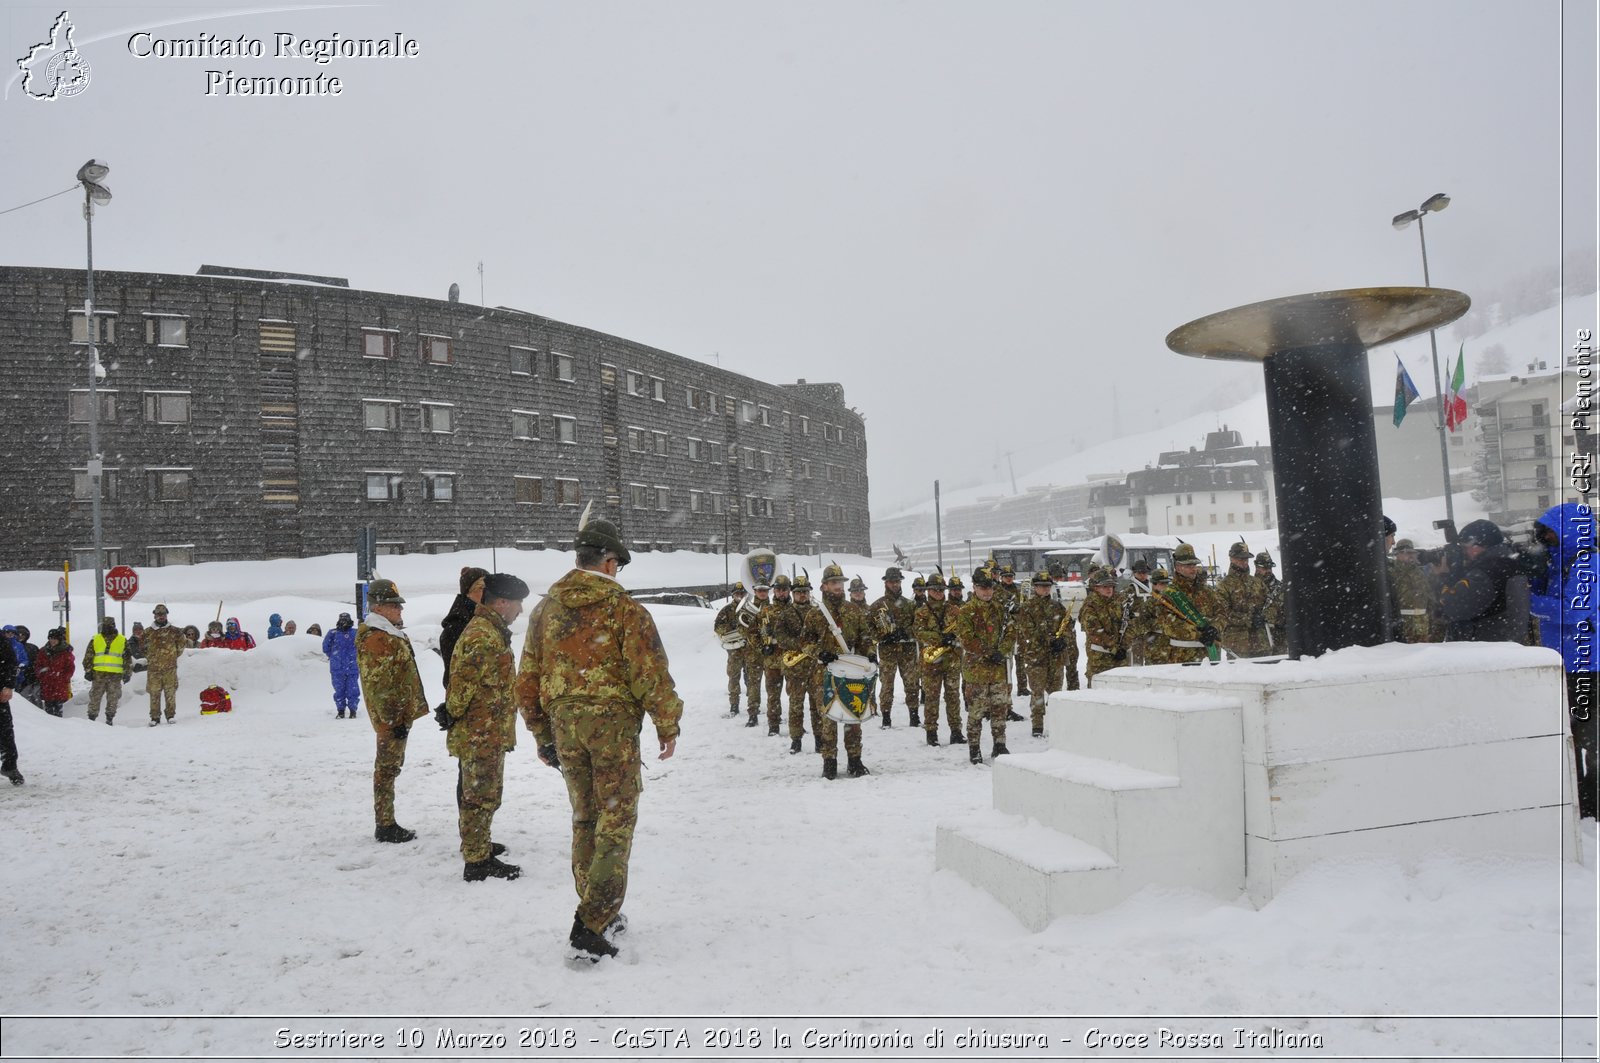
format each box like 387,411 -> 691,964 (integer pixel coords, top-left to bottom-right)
935,810 -> 1123,931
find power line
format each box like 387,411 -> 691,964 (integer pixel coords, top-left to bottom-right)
0,185 -> 77,218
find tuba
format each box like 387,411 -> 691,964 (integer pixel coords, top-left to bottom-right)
736,548 -> 777,630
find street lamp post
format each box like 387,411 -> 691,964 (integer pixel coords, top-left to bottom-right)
78,160 -> 112,626
1165,505 -> 1173,534
964,538 -> 973,575
1392,192 -> 1456,527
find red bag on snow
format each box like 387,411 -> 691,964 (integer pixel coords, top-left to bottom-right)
199,686 -> 233,714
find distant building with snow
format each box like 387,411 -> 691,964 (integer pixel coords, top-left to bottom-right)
1471,358 -> 1594,526
1091,427 -> 1275,538
2,264 -> 870,569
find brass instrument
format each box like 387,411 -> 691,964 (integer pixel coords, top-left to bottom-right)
781,648 -> 813,669
920,643 -> 949,666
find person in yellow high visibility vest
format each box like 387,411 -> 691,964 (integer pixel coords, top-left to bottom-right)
84,617 -> 127,725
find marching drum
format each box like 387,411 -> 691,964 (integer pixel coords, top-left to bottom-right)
823,653 -> 879,725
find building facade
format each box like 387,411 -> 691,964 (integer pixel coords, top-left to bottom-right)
1093,428 -> 1275,538
2,265 -> 870,569
1472,362 -> 1594,526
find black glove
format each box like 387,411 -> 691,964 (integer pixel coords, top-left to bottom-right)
393,722 -> 409,740
1048,637 -> 1067,654
1251,608 -> 1265,629
818,651 -> 839,665
761,643 -> 776,656
433,702 -> 453,731
865,653 -> 877,664
1114,648 -> 1128,662
1198,624 -> 1220,647
538,743 -> 562,770
985,651 -> 1004,665
940,632 -> 957,647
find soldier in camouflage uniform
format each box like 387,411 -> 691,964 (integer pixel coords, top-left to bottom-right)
954,568 -> 1016,764
911,576 -> 928,609
947,573 -> 965,606
1389,539 -> 1434,644
1122,560 -> 1158,667
807,563 -> 876,778
517,515 -> 683,963
914,573 -> 964,747
1253,553 -> 1286,654
144,604 -> 186,725
848,575 -> 869,609
1214,542 -> 1267,658
355,579 -> 431,844
445,573 -> 530,882
757,578 -> 791,736
776,574 -> 823,753
713,583 -> 757,721
867,567 -> 919,728
1154,544 -> 1221,664
1016,570 -> 1070,737
993,566 -> 1028,697
1078,569 -> 1127,685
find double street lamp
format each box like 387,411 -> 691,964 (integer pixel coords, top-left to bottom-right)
79,159 -> 112,626
1391,192 -> 1456,526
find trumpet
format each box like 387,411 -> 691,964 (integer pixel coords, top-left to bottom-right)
781,648 -> 813,669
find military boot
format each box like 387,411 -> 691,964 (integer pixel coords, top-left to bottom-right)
822,758 -> 837,780
846,756 -> 870,778
2,764 -> 23,786
602,913 -> 628,942
375,823 -> 417,843
490,842 -> 508,857
908,707 -> 920,727
925,730 -> 939,747
726,705 -> 740,718
789,736 -> 803,754
1006,709 -> 1025,722
768,724 -> 780,736
1031,728 -> 1045,739
880,710 -> 892,729
969,744 -> 984,765
569,916 -> 619,962
992,743 -> 1011,757
463,856 -> 522,882
950,728 -> 966,745
746,711 -> 758,727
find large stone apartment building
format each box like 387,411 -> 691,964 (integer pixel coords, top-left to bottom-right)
2,265 -> 870,570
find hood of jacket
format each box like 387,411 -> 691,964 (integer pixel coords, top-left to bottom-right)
549,567 -> 624,610
1537,502 -> 1596,568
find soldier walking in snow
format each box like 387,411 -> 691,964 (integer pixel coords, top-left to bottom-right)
144,604 -> 187,725
355,580 -> 429,844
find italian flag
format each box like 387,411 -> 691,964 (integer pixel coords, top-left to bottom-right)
1444,345 -> 1468,432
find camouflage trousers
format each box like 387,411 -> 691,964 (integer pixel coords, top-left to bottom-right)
1023,659 -> 1061,731
726,650 -> 761,712
816,711 -> 863,761
553,705 -> 643,934
761,661 -> 784,727
876,641 -> 919,719
921,664 -> 962,733
1085,649 -> 1122,686
147,667 -> 178,721
965,680 -> 1011,751
455,751 -> 505,862
785,664 -> 822,739
373,729 -> 409,828
87,673 -> 122,721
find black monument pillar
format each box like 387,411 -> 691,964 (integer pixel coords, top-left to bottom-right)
1166,288 -> 1470,658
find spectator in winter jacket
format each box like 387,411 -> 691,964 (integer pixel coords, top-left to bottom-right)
127,622 -> 147,677
34,628 -> 74,717
221,617 -> 255,651
1529,502 -> 1598,820
1438,519 -> 1532,644
12,625 -> 41,703
0,634 -> 20,785
266,614 -> 285,640
322,613 -> 361,719
181,625 -> 201,649
305,624 -> 322,637
439,566 -> 489,690
284,620 -> 298,636
199,621 -> 228,649
2,627 -> 29,694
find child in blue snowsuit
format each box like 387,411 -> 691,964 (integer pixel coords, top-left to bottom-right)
321,613 -> 361,719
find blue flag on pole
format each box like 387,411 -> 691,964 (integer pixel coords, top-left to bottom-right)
1393,355 -> 1421,427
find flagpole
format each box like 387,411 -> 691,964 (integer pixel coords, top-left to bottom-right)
1415,213 -> 1457,527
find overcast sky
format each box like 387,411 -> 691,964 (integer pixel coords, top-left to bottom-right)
4,0 -> 1592,517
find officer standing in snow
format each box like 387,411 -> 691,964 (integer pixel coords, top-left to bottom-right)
355,580 -> 429,844
517,510 -> 683,963
1214,542 -> 1265,657
144,604 -> 187,725
84,617 -> 125,725
446,572 -> 530,882
954,567 -> 1015,764
1077,569 -> 1126,684
867,567 -> 919,728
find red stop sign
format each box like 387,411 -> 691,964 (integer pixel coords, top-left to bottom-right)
105,565 -> 140,602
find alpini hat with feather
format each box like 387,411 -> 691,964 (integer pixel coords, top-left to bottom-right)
575,502 -> 631,565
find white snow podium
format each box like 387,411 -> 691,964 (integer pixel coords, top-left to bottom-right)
936,642 -> 1581,930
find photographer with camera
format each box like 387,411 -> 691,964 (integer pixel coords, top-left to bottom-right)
1528,503 -> 1597,820
1437,519 -> 1532,644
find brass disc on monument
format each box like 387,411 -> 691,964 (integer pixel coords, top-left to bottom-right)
1165,286 -> 1471,362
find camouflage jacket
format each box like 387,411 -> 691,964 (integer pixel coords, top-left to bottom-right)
713,601 -> 743,642
143,622 -> 187,672
913,600 -> 962,666
1213,567 -> 1265,645
1078,591 -> 1125,656
517,567 -> 684,747
802,594 -> 874,659
1390,559 -> 1433,642
446,605 -> 518,758
867,593 -> 917,646
1014,593 -> 1067,663
356,614 -> 430,731
765,599 -> 805,653
954,596 -> 1014,684
1155,575 -> 1215,659
994,582 -> 1023,616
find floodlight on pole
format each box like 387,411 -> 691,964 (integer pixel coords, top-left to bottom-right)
79,159 -> 111,626
1391,192 -> 1456,526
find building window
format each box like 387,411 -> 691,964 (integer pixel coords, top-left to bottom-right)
143,391 -> 191,425
1538,493 -> 1552,509
363,400 -> 400,431
68,390 -> 118,424
630,484 -> 651,509
512,410 -> 539,440
651,377 -> 666,402
70,312 -> 117,345
1243,491 -> 1253,503
148,545 -> 194,567
758,405 -> 771,426
376,541 -> 405,556
421,335 -> 453,365
72,468 -> 117,502
1210,493 -> 1217,504
556,478 -> 581,505
655,486 -> 670,511
628,427 -> 649,454
744,447 -> 757,470
687,437 -> 704,462
515,476 -> 543,504
72,547 -> 121,570
553,352 -> 575,381
421,403 -> 454,434
510,346 -> 536,376
1187,515 -> 1195,527
1245,513 -> 1255,524
422,541 -> 459,555
144,315 -> 189,347
1174,495 -> 1181,506
653,430 -> 668,456
800,416 -> 810,436
710,492 -> 725,515
626,370 -> 646,396
422,473 -> 455,502
1532,402 -> 1545,420
799,460 -> 812,480
361,329 -> 397,359
690,490 -> 704,513
366,472 -> 403,502
556,416 -> 577,444
1186,494 -> 1194,505
149,469 -> 192,502
741,400 -> 758,424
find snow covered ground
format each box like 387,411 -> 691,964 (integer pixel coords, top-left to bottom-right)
1,548 -> 1594,1060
